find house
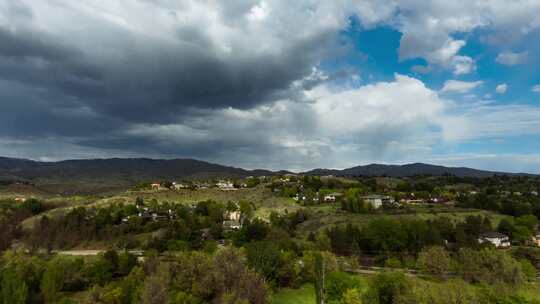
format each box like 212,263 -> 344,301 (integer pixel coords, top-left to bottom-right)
216,180 -> 236,191
428,197 -> 449,204
225,211 -> 241,222
323,192 -> 343,203
196,182 -> 210,189
400,198 -> 425,205
172,182 -> 188,190
362,195 -> 395,209
223,210 -> 242,230
150,183 -> 161,191
478,232 -> 511,248
531,191 -> 538,196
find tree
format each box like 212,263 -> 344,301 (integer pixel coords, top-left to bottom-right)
41,258 -> 66,302
363,272 -> 412,304
456,248 -> 525,287
245,241 -> 285,286
325,272 -> 363,303
343,288 -> 363,304
314,252 -> 326,304
84,254 -> 115,286
211,248 -> 269,304
1,266 -> 28,304
142,274 -> 169,304
416,246 -> 451,278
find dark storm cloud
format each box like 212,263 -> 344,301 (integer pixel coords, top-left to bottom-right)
0,0 -> 341,163
0,18 -> 334,129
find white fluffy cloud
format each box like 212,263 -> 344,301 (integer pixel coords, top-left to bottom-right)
496,51 -> 529,65
532,85 -> 540,93
441,80 -> 483,93
496,83 -> 508,94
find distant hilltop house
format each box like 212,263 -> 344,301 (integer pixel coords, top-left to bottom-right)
362,195 -> 395,209
531,191 -> 538,196
216,180 -> 236,191
478,232 -> 511,248
323,192 -> 343,203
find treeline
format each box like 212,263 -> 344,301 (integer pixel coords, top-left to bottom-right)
457,191 -> 540,218
0,248 -> 267,304
325,215 -> 499,258
0,198 -> 46,251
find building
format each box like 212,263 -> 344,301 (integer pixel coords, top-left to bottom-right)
225,211 -> 241,222
323,192 -> 343,203
362,195 -> 395,209
478,232 -> 511,248
172,182 -> 188,190
150,183 -> 161,190
216,180 -> 236,191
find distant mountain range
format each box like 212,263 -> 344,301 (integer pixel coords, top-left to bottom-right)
0,156 -> 532,194
304,163 -> 528,178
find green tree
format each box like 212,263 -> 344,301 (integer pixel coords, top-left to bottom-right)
325,272 -> 363,303
1,267 -> 28,304
41,258 -> 66,302
416,246 -> 451,278
343,288 -> 363,304
363,272 -> 412,304
314,252 -> 326,304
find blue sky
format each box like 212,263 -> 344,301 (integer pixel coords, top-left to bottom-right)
1,1 -> 540,173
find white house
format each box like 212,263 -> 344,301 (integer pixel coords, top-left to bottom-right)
216,180 -> 236,191
478,232 -> 511,248
362,195 -> 395,209
323,192 -> 343,203
172,182 -> 188,190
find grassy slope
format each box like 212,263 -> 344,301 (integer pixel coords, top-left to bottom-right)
272,284 -> 315,304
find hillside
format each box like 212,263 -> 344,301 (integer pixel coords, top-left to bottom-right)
0,157 -> 274,194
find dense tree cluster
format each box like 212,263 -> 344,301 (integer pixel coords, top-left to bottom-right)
325,215 -> 495,259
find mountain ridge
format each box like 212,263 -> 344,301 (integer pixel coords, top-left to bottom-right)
0,156 -> 534,194
303,162 -> 531,178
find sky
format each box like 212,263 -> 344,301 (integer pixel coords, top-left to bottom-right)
1,1 -> 540,173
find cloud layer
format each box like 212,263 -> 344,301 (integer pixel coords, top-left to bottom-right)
1,1 -> 540,171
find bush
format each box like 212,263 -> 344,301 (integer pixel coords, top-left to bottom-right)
325,271 -> 364,302
416,246 -> 451,277
363,271 -> 412,304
